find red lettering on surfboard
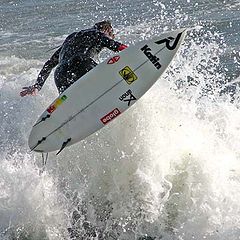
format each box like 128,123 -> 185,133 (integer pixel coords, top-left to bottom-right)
100,108 -> 121,125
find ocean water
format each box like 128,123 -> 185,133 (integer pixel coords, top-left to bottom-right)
0,0 -> 240,239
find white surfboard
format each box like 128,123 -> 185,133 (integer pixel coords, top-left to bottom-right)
29,28 -> 188,153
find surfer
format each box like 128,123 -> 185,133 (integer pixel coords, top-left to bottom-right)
20,20 -> 127,96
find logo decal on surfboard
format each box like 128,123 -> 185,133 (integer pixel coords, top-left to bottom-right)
119,89 -> 137,106
47,95 -> 67,113
107,56 -> 120,64
141,45 -> 162,70
119,66 -> 138,85
100,108 -> 121,125
155,32 -> 183,50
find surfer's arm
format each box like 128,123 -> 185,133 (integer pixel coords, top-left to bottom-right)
34,47 -> 61,91
99,32 -> 127,52
117,44 -> 128,51
20,47 -> 61,97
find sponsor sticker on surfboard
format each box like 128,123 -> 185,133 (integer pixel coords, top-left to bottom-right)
119,89 -> 137,106
107,56 -> 120,64
119,66 -> 138,85
100,108 -> 121,125
47,95 -> 68,113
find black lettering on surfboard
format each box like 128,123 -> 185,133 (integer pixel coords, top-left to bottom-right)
119,89 -> 137,106
155,32 -> 183,50
141,45 -> 162,70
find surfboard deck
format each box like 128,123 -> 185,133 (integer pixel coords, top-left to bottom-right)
29,28 -> 188,153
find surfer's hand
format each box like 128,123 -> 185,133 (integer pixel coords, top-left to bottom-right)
20,85 -> 38,97
118,44 -> 128,51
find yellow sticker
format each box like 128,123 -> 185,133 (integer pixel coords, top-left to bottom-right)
119,66 -> 138,85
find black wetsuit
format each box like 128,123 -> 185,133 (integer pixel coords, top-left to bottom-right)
34,28 -> 122,94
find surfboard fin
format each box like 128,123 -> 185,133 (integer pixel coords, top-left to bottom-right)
33,114 -> 51,127
56,138 -> 71,155
30,137 -> 47,151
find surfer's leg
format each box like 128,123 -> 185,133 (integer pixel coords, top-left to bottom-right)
70,57 -> 98,80
54,58 -> 98,94
54,63 -> 74,94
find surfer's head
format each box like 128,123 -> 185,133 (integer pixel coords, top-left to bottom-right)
94,20 -> 115,39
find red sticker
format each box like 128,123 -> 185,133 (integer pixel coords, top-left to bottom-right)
107,56 -> 120,64
100,108 -> 121,125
